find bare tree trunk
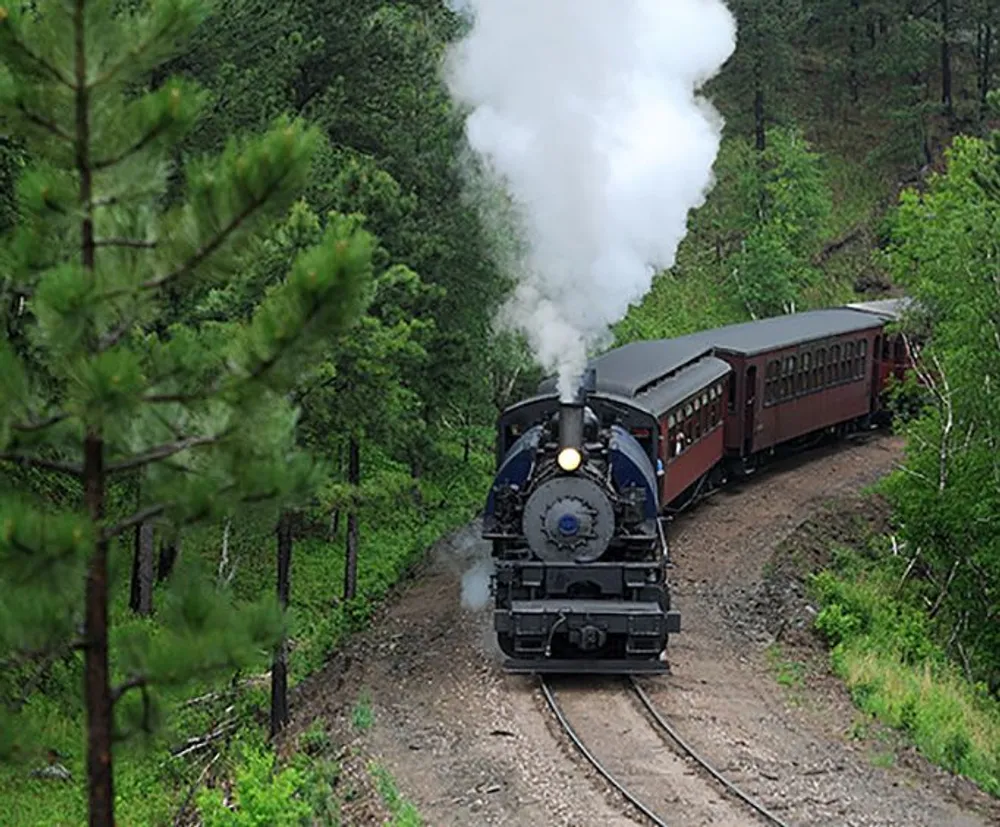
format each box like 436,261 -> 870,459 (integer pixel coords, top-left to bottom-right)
463,406 -> 472,463
76,18 -> 113,812
329,441 -> 343,542
129,522 -> 155,616
270,511 -> 293,738
83,432 -> 113,827
849,0 -> 861,104
980,22 -> 993,122
343,437 -> 361,602
753,62 -> 766,152
941,0 -> 953,118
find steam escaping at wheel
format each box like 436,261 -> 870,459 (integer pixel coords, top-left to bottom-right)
483,385 -> 680,674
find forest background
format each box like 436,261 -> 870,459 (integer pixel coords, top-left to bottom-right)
1,0 -> 999,823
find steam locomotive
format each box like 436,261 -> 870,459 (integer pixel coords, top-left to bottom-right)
483,369 -> 680,674
482,298 -> 921,675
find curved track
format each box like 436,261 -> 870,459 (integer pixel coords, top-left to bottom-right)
539,677 -> 670,827
628,677 -> 791,827
540,676 -> 792,827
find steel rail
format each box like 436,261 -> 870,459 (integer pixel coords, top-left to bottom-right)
539,677 -> 670,827
628,677 -> 792,827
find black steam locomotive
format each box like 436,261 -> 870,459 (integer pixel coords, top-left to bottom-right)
483,371 -> 680,674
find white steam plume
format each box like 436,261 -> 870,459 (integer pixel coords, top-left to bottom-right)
445,1 -> 737,400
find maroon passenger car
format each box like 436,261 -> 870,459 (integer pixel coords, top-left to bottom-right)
550,303 -> 914,510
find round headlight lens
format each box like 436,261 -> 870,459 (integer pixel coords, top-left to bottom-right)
557,447 -> 582,472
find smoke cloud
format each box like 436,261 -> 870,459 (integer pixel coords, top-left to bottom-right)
460,557 -> 493,611
432,520 -> 495,612
445,1 -> 737,400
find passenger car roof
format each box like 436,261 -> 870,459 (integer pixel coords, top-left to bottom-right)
538,307 -> 883,399
633,355 -> 731,417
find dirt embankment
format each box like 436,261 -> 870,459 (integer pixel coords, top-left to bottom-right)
282,433 -> 1000,826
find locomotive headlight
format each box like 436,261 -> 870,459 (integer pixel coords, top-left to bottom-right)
557,447 -> 582,472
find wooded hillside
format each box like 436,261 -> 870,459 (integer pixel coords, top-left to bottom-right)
1,0 -> 998,823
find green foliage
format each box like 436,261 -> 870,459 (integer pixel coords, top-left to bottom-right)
880,134 -> 1000,685
198,742 -> 312,826
0,136 -> 23,236
809,552 -> 1000,796
710,0 -> 805,138
0,1 -> 373,820
722,127 -> 834,317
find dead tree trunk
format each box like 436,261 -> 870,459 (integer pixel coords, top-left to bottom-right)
270,510 -> 293,738
343,436 -> 361,602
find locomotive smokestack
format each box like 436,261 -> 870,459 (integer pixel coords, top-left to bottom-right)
557,400 -> 584,472
560,401 -> 584,451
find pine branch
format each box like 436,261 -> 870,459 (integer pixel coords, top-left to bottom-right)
92,121 -> 170,171
90,14 -> 197,93
90,188 -> 168,210
101,503 -> 166,542
143,390 -> 211,404
93,237 -> 157,249
243,283 -> 343,387
101,484 -> 279,542
139,181 -> 286,293
100,178 -> 286,306
106,432 -> 231,475
2,28 -> 76,90
0,452 -> 82,476
143,285 -> 336,404
14,102 -> 74,142
112,675 -> 147,704
11,413 -> 68,432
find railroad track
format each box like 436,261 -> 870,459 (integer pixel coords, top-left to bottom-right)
539,675 -> 792,827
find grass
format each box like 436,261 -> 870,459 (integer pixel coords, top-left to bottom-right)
369,761 -> 423,827
811,549 -> 1000,797
352,691 -> 375,733
765,643 -> 807,690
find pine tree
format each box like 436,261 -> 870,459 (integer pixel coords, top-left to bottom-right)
0,2 -> 372,825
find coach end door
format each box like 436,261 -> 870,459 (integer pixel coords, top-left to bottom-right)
743,365 -> 757,456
